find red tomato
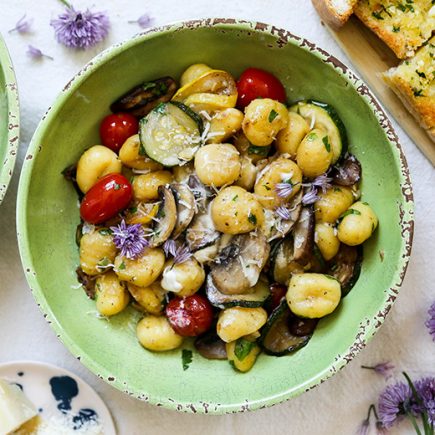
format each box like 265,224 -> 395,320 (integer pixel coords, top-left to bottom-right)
80,173 -> 132,224
99,112 -> 138,153
236,67 -> 286,108
266,283 -> 287,314
166,295 -> 214,337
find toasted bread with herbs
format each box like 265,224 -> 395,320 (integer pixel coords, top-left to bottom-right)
311,0 -> 358,28
383,37 -> 435,142
354,0 -> 435,59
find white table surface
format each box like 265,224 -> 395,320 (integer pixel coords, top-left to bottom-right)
1,1 -> 434,434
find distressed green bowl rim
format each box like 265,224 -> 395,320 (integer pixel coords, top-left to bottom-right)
17,19 -> 414,414
0,33 -> 20,203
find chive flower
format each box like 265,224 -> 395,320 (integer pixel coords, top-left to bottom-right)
9,14 -> 33,34
275,181 -> 293,198
378,381 -> 412,429
275,205 -> 292,221
361,361 -> 395,378
163,239 -> 192,265
426,301 -> 435,342
128,14 -> 154,29
26,45 -> 53,60
110,220 -> 148,260
311,173 -> 333,193
302,187 -> 320,205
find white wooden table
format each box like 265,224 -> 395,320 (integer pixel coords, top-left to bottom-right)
1,1 -> 434,433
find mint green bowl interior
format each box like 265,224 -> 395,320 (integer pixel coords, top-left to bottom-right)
0,33 -> 19,203
17,20 -> 413,414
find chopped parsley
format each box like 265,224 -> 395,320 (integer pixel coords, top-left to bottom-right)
248,144 -> 270,156
413,88 -> 423,97
97,258 -> 110,268
322,135 -> 331,153
263,184 -> 271,191
153,102 -> 167,115
340,209 -> 362,219
129,206 -> 138,214
114,183 -> 121,190
138,142 -> 147,156
307,132 -> 318,140
182,349 -> 193,371
416,71 -> 426,79
234,338 -> 254,361
232,195 -> 239,201
372,11 -> 384,19
268,109 -> 279,123
119,261 -> 126,270
397,3 -> 407,12
392,26 -> 400,33
99,228 -> 112,236
248,213 -> 257,225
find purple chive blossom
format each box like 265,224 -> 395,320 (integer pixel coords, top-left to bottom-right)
8,14 -> 33,34
275,181 -> 293,198
50,4 -> 110,49
26,45 -> 53,60
426,301 -> 435,342
110,220 -> 148,260
128,14 -> 154,28
361,361 -> 395,378
356,418 -> 370,435
302,187 -> 320,205
378,381 -> 412,429
413,377 -> 435,425
275,205 -> 292,221
163,239 -> 177,257
311,173 -> 333,193
173,245 -> 192,265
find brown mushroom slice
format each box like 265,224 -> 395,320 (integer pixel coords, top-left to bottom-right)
210,232 -> 270,295
327,244 -> 363,296
76,267 -> 97,300
330,154 -> 361,186
186,209 -> 220,252
194,331 -> 227,360
149,186 -> 177,247
170,183 -> 195,239
187,174 -> 215,213
263,190 -> 303,241
270,238 -> 304,285
110,76 -> 177,118
293,206 -> 315,266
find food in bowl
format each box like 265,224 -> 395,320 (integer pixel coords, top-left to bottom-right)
65,63 -> 378,373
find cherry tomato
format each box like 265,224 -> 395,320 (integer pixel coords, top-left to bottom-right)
236,67 -> 286,108
166,294 -> 214,337
100,112 -> 138,153
80,173 -> 132,224
266,283 -> 287,314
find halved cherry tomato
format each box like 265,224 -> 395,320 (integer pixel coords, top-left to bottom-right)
100,112 -> 138,153
265,283 -> 287,314
236,67 -> 286,108
166,294 -> 214,337
80,173 -> 132,224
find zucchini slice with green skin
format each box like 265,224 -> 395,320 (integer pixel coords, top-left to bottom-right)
290,100 -> 347,163
139,102 -> 203,167
259,300 -> 315,356
206,275 -> 270,309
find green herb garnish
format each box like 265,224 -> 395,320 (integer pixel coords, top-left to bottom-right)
232,195 -> 239,201
248,144 -> 270,156
119,261 -> 126,270
182,349 -> 193,371
413,88 -> 423,97
99,229 -> 113,236
372,11 -> 384,19
268,109 -> 279,123
153,102 -> 167,114
416,71 -> 426,79
248,213 -> 257,225
393,26 -> 400,33
322,135 -> 331,153
340,209 -> 362,219
234,338 -> 254,361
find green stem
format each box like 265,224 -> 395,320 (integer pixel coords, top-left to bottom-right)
407,410 -> 423,435
58,0 -> 72,8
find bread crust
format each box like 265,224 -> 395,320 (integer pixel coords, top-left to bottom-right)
311,0 -> 356,28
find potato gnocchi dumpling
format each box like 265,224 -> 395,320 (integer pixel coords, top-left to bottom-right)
242,98 -> 289,146
70,64 -> 378,372
211,185 -> 264,234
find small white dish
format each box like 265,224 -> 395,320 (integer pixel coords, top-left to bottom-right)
0,361 -> 116,434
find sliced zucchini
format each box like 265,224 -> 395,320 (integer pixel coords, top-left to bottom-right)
139,102 -> 203,167
259,300 -> 314,356
206,275 -> 270,309
270,237 -> 304,285
290,100 -> 347,163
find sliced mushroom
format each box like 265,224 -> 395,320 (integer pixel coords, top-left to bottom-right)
110,76 -> 177,118
187,174 -> 215,213
262,190 -> 303,241
149,186 -> 177,247
186,209 -> 220,252
194,331 -> 227,360
330,154 -> 361,186
210,231 -> 270,295
170,183 -> 195,239
327,244 -> 363,296
293,206 -> 314,266
193,233 -> 233,264
270,237 -> 304,285
76,267 -> 97,300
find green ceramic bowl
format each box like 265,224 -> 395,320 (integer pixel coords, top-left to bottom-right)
0,33 -> 19,203
17,19 -> 414,414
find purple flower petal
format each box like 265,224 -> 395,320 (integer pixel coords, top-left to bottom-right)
26,45 -> 53,60
275,205 -> 292,221
302,187 -> 320,205
413,377 -> 435,425
275,182 -> 293,198
311,173 -> 333,194
129,14 -> 154,28
163,239 -> 177,257
426,301 -> 435,342
51,6 -> 110,49
173,245 -> 192,265
378,381 -> 412,428
361,362 -> 395,378
110,219 -> 148,260
356,419 -> 370,435
9,14 -> 33,34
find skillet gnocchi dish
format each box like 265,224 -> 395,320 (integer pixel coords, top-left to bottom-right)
66,64 -> 378,372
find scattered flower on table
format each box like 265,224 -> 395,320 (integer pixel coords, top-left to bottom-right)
361,361 -> 395,378
426,301 -> 435,342
8,14 -> 33,34
110,219 -> 148,260
51,0 -> 110,49
413,377 -> 435,426
128,14 -> 154,29
378,380 -> 412,429
26,45 -> 54,60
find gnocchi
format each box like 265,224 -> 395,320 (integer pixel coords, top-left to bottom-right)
95,271 -> 130,316
137,315 -> 183,351
132,170 -> 174,202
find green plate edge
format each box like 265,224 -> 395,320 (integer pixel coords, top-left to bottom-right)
16,19 -> 414,414
0,32 -> 20,203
